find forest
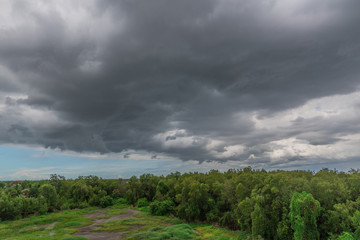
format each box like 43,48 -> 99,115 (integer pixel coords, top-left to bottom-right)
1,168 -> 360,240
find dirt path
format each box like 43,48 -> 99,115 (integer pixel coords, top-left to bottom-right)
74,208 -> 141,240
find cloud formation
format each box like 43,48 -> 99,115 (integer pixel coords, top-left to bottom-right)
0,0 -> 360,168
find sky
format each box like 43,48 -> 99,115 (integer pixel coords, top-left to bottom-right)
0,0 -> 360,180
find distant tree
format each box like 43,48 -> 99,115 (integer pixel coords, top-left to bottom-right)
139,174 -> 159,201
70,181 -> 91,204
39,184 -> 58,211
29,187 -> 39,198
20,197 -> 38,217
150,199 -> 174,216
99,195 -> 113,208
49,174 -> 65,192
157,180 -> 169,196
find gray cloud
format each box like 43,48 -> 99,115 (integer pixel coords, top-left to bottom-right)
0,0 -> 360,166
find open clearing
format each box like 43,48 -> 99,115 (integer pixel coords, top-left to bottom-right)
74,208 -> 140,240
0,205 -> 249,240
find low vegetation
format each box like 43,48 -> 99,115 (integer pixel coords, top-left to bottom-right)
2,168 -> 360,239
0,208 -> 94,239
0,203 -> 249,239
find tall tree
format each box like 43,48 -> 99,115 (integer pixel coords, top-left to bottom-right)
290,191 -> 320,240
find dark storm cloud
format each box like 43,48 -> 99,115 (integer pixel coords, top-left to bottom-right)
1,0 -> 360,164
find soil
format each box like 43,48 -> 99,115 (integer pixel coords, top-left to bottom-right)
74,208 -> 141,240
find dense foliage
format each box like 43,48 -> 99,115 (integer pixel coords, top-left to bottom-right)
2,168 -> 360,239
290,191 -> 320,240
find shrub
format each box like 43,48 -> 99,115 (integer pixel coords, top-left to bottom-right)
206,209 -> 220,223
39,184 -> 58,211
29,187 -> 39,198
338,232 -> 354,240
70,182 -> 91,203
113,198 -> 128,205
89,189 -> 107,206
36,196 -> 49,215
89,195 -> 101,206
0,194 -> 22,220
150,200 -> 174,216
219,211 -> 238,230
60,200 -> 71,210
78,201 -> 90,209
137,197 -> 150,208
99,196 -> 114,208
21,197 -> 38,217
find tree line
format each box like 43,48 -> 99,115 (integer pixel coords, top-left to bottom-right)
1,168 -> 360,239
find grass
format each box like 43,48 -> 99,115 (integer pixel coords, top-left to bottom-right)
191,224 -> 251,240
0,208 -> 94,240
0,205 -> 251,240
91,220 -> 132,232
91,209 -> 186,239
93,214 -> 175,234
98,208 -> 128,219
129,224 -> 196,240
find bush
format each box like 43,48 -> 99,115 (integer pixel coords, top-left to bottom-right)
36,196 -> 49,215
0,194 -> 22,220
219,211 -> 238,230
60,200 -> 71,210
21,197 -> 38,217
39,184 -> 58,211
113,198 -> 128,205
89,189 -> 107,206
137,198 -> 150,208
338,232 -> 354,240
99,196 -> 113,208
78,201 -> 90,209
206,209 -> 220,223
70,182 -> 91,204
29,187 -> 39,198
89,195 -> 101,206
150,200 -> 174,216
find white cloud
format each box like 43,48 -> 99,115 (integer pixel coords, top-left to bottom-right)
0,0 -> 119,52
211,144 -> 246,159
252,91 -> 360,130
266,134 -> 360,162
9,167 -> 56,180
153,129 -> 204,149
153,129 -> 247,160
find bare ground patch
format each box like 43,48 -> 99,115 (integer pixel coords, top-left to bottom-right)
74,209 -> 141,240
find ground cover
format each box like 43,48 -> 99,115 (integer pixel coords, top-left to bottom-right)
0,205 -> 250,240
0,208 -> 95,240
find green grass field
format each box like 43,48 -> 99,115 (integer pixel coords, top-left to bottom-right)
0,205 -> 250,240
0,208 -> 95,240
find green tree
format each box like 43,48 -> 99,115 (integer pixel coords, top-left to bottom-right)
251,196 -> 266,238
39,184 -> 58,211
49,174 -> 65,193
70,181 -> 91,205
290,191 -> 320,240
0,193 -> 22,220
338,232 -> 355,240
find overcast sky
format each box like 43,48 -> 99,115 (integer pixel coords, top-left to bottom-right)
1,0 -> 360,179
